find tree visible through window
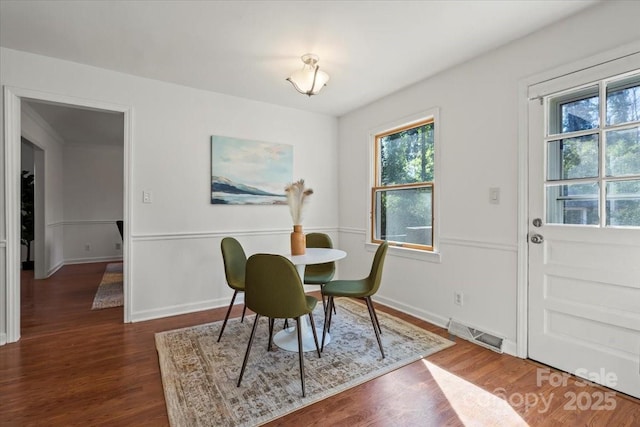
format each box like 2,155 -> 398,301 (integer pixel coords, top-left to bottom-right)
372,119 -> 435,250
546,72 -> 640,227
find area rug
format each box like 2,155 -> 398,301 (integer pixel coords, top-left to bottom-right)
155,298 -> 455,426
91,262 -> 123,309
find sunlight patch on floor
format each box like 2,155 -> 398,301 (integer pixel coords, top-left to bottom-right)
423,360 -> 530,426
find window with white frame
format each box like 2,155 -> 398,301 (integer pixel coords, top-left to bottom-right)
372,117 -> 435,251
545,71 -> 640,227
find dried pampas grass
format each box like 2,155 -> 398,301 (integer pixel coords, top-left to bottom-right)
285,179 -> 313,225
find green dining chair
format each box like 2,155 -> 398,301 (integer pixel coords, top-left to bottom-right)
321,241 -> 389,358
217,237 -> 247,342
304,233 -> 336,313
237,254 -> 321,397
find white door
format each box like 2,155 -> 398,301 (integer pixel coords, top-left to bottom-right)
528,61 -> 640,399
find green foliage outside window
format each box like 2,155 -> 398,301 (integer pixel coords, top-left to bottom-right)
375,120 -> 435,248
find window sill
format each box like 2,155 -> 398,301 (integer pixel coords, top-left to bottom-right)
365,242 -> 442,263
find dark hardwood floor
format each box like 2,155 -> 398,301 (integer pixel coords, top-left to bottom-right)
2,262 -> 638,426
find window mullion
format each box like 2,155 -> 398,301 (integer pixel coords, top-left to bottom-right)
599,80 -> 607,228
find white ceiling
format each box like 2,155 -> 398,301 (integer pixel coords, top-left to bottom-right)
2,0 -> 599,144
23,100 -> 124,147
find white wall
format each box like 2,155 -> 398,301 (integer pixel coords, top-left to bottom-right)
21,105 -> 66,275
1,47 -> 339,330
63,143 -> 124,263
337,0 -> 640,355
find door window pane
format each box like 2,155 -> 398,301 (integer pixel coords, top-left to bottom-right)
546,182 -> 599,225
545,73 -> 640,228
605,127 -> 640,177
547,135 -> 599,180
606,180 -> 640,227
549,87 -> 599,135
606,75 -> 640,126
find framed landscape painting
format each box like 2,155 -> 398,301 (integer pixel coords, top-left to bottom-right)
211,135 -> 293,205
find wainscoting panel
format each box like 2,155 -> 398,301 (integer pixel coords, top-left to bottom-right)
128,228 -> 339,322
337,229 -> 519,356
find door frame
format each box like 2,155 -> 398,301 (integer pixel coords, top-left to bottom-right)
3,86 -> 133,343
19,137 -> 45,280
516,40 -> 640,358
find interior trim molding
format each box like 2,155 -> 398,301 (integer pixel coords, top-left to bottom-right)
340,227 -> 517,252
53,220 -> 121,227
47,260 -> 64,277
338,226 -> 366,235
439,237 -> 517,252
65,256 -> 124,265
0,240 -> 6,248
130,297 -> 227,323
131,226 -> 338,242
374,294 -> 449,330
3,85 -> 134,341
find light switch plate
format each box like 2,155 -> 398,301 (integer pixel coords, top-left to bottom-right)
143,190 -> 153,204
489,187 -> 500,204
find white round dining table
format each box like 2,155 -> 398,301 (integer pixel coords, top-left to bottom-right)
273,248 -> 346,352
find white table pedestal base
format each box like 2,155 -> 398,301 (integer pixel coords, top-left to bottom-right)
271,250 -> 345,353
273,316 -> 330,352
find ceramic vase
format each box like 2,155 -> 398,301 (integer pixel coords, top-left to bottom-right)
290,224 -> 305,255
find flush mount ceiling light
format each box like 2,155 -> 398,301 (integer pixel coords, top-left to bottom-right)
286,53 -> 330,97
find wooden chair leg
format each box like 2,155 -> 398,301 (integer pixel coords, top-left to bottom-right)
217,290 -> 238,342
296,317 -> 306,397
365,297 -> 385,358
237,314 -> 261,387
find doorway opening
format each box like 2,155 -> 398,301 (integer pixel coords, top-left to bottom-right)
4,87 -> 132,343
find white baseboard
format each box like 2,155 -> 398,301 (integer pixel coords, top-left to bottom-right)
374,294 -> 450,330
47,260 -> 65,277
134,287 -> 317,324
130,297 -> 228,323
42,257 -> 122,279
64,256 -> 123,265
501,339 -> 518,356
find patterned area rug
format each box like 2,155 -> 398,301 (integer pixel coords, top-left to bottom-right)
155,298 -> 455,426
91,262 -> 123,309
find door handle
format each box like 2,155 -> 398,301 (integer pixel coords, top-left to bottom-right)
529,234 -> 544,244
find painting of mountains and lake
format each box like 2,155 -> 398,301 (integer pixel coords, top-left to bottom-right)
211,136 -> 292,205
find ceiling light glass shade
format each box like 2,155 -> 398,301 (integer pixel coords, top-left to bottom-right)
287,54 -> 330,96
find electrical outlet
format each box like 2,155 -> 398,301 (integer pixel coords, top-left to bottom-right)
454,291 -> 464,306
115,243 -> 122,250
84,243 -> 91,252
